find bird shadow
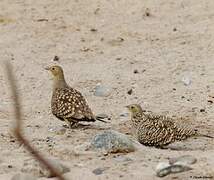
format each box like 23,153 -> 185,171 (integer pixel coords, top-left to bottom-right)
164,139 -> 214,151
63,123 -> 111,130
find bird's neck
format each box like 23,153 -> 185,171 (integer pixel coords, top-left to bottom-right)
131,111 -> 147,126
131,112 -> 141,128
132,112 -> 143,119
53,75 -> 69,90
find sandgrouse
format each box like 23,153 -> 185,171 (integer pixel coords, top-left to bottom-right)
126,104 -> 213,148
45,65 -> 106,128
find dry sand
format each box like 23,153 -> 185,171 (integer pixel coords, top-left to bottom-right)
0,0 -> 214,179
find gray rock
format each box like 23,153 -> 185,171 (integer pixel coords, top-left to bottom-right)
156,162 -> 171,177
182,76 -> 191,86
156,161 -> 192,177
127,89 -> 133,95
169,155 -> 197,166
90,130 -> 137,153
170,164 -> 192,173
113,155 -> 133,163
11,173 -> 37,180
94,84 -> 111,97
92,167 -> 108,175
48,126 -> 66,135
21,158 -> 70,178
119,112 -> 129,117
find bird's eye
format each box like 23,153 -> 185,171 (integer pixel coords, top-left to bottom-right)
131,106 -> 134,109
52,67 -> 55,70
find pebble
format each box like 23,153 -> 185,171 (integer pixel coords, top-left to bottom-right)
92,167 -> 108,175
173,27 -> 177,31
133,69 -> 139,74
127,89 -> 133,95
94,84 -> 111,97
119,113 -> 129,117
53,56 -> 59,61
156,162 -> 171,177
181,76 -> 191,86
90,28 -> 97,32
169,155 -> 197,166
207,100 -> 213,104
90,130 -> 137,153
200,108 -> 205,112
144,8 -> 151,17
21,158 -> 70,178
11,173 -> 37,180
108,37 -> 124,46
48,126 -> 66,135
170,164 -> 192,173
156,159 -> 193,177
113,155 -> 133,163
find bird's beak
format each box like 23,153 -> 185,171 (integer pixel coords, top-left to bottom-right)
44,66 -> 50,71
125,105 -> 130,109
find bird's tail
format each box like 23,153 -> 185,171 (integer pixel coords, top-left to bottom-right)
199,134 -> 214,138
193,129 -> 214,138
95,115 -> 109,123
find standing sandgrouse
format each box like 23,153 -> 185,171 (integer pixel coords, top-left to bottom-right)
126,104 -> 213,148
45,65 -> 106,128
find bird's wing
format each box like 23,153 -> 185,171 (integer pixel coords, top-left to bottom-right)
51,88 -> 94,120
137,115 -> 175,146
174,124 -> 197,140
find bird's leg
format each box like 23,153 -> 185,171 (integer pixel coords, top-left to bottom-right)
70,121 -> 78,128
64,118 -> 72,129
64,118 -> 78,129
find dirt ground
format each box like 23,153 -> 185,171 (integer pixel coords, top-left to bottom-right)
1,0 -> 214,179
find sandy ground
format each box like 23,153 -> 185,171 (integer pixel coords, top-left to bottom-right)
0,0 -> 214,179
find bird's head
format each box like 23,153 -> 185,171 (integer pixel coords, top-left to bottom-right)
126,104 -> 143,115
45,65 -> 64,79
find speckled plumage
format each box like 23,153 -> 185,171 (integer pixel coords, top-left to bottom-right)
46,65 -> 103,128
126,104 -> 213,147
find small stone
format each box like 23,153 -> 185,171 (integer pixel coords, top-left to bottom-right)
90,28 -> 97,32
107,37 -> 124,46
156,162 -> 171,177
48,126 -> 66,135
113,155 -> 133,163
200,108 -> 205,112
21,158 -> 70,178
11,173 -> 37,180
37,18 -> 48,22
94,84 -> 111,97
90,130 -> 137,153
207,100 -> 213,104
144,8 -> 151,17
169,155 -> 197,166
173,27 -> 177,31
156,161 -> 192,177
181,76 -> 191,86
170,164 -> 192,173
92,167 -> 108,175
81,47 -> 90,52
133,69 -> 139,74
120,113 -> 129,117
53,56 -> 59,61
127,89 -> 133,95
